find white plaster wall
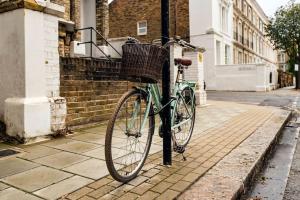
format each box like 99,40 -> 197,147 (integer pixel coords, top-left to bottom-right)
189,0 -> 234,91
80,0 -> 97,57
0,8 -> 64,138
189,0 -> 213,37
0,9 -> 25,120
215,64 -> 273,92
212,0 -> 220,31
190,34 -> 216,90
216,64 -> 257,91
24,9 -> 46,97
107,37 -> 127,58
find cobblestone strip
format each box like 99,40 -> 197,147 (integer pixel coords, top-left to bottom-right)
179,109 -> 290,200
61,107 -> 274,200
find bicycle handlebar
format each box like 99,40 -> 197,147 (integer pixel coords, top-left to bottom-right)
126,37 -> 206,53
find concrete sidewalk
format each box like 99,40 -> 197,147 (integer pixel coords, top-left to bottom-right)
0,100 -> 290,200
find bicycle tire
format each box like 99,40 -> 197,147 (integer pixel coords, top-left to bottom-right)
172,86 -> 196,148
105,89 -> 155,182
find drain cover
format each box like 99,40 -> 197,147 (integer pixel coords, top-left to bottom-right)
0,149 -> 20,158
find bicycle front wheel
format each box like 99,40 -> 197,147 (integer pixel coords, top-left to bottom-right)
172,87 -> 196,148
105,89 -> 154,182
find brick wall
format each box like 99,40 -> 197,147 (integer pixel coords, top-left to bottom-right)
96,0 -> 109,45
60,57 -> 136,127
109,0 -> 189,43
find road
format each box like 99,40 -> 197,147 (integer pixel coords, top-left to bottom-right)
207,88 -> 300,200
207,87 -> 299,108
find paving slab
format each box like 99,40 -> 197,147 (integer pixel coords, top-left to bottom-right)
34,175 -> 93,200
33,151 -> 89,169
0,158 -> 39,178
1,166 -> 73,192
81,126 -> 107,134
0,187 -> 42,200
18,145 -> 61,160
0,183 -> 9,191
63,158 -> 109,180
53,141 -> 100,154
82,147 -> 105,160
42,138 -> 74,148
70,133 -> 105,145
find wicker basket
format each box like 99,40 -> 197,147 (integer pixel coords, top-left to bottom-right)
120,43 -> 169,83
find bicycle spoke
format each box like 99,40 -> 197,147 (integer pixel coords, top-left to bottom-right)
106,89 -> 154,182
172,87 -> 195,147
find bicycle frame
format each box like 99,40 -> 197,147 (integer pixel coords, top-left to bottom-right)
129,79 -> 196,134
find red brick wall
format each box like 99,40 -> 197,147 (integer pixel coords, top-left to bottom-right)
109,0 -> 190,43
60,57 -> 136,126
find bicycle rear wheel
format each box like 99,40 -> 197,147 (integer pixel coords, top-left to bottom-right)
105,89 -> 154,182
172,87 -> 196,149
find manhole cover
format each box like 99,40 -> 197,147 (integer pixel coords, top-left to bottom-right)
0,149 -> 20,158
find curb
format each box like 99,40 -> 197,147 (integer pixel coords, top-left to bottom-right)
234,110 -> 292,200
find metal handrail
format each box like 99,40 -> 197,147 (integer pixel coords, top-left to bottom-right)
76,27 -> 122,61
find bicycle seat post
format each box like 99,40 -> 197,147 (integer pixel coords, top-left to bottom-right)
176,64 -> 185,83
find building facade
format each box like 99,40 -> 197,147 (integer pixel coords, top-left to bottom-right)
190,0 -> 278,91
232,0 -> 277,66
109,0 -> 189,42
109,0 -> 278,91
277,50 -> 289,72
0,0 -> 110,140
189,0 -> 234,90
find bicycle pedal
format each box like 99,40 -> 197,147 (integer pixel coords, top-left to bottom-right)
174,145 -> 186,154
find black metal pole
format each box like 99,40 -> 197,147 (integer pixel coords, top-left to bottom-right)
161,0 -> 172,165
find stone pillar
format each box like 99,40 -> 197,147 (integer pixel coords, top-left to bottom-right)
255,64 -> 268,92
184,50 -> 207,106
0,0 -> 66,141
96,0 -> 109,45
169,44 -> 207,106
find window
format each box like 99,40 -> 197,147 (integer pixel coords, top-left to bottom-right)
243,2 -> 247,16
233,49 -> 236,64
238,51 -> 243,64
222,7 -> 226,32
216,41 -> 221,65
220,6 -> 229,33
244,54 -> 248,64
225,45 -> 230,64
137,21 -> 147,35
238,0 -> 242,9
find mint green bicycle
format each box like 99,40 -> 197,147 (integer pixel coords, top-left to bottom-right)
105,38 -> 198,182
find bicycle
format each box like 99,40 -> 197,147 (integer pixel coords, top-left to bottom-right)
105,38 -> 202,182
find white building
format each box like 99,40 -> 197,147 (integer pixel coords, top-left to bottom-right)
189,0 -> 278,92
189,0 -> 234,90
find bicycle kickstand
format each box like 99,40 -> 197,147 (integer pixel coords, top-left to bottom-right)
181,153 -> 187,161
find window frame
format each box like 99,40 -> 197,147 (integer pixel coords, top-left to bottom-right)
137,20 -> 148,36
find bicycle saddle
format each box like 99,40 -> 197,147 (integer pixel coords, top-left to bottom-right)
174,58 -> 192,67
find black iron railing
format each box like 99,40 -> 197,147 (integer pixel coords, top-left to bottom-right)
76,27 -> 121,61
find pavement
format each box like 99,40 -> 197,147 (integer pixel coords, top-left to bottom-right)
0,88 -> 297,200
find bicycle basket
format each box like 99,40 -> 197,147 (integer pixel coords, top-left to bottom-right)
120,43 -> 169,83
